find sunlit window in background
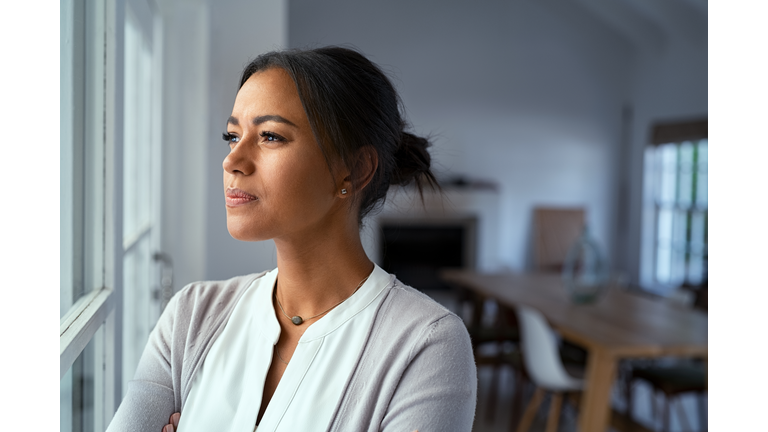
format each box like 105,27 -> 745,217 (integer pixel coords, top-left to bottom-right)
653,139 -> 708,286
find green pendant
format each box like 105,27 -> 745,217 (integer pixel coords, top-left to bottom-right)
291,316 -> 304,325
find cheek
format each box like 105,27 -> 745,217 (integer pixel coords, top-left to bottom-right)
281,162 -> 335,209
274,167 -> 320,208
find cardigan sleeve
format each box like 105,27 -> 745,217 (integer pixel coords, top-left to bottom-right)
379,314 -> 477,432
106,293 -> 180,432
105,274 -> 262,432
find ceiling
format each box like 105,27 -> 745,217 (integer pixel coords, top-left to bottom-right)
573,0 -> 708,53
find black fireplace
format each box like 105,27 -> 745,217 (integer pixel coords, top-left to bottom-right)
379,217 -> 477,291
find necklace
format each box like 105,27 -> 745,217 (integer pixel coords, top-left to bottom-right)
275,274 -> 370,326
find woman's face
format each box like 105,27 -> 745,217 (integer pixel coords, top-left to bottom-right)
223,67 -> 346,242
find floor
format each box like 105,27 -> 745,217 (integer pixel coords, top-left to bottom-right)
422,289 -> 707,432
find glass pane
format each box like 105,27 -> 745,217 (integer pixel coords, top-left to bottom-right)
689,210 -> 706,257
670,208 -> 688,285
677,142 -> 694,207
60,0 -> 107,317
696,140 -> 708,208
656,144 -> 677,205
61,325 -> 105,432
687,254 -> 704,285
655,207 -> 674,284
686,210 -> 707,284
60,0 -> 85,317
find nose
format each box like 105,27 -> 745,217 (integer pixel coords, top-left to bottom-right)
222,140 -> 256,176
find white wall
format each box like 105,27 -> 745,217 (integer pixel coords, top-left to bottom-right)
158,0 -> 288,286
203,0 -> 288,280
158,0 -> 210,289
289,0 -> 634,272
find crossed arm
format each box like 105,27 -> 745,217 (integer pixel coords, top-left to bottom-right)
160,415 -> 419,432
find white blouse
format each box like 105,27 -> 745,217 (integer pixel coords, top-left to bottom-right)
177,264 -> 393,432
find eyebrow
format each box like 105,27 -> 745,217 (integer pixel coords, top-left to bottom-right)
227,115 -> 297,128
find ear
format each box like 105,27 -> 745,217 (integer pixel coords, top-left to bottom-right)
337,146 -> 378,198
351,146 -> 378,193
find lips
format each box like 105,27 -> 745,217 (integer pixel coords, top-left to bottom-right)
225,187 -> 258,207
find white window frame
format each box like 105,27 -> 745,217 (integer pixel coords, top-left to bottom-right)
60,0 -> 126,427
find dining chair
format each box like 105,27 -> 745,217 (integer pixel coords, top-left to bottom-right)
533,207 -> 585,273
514,304 -> 584,432
457,287 -> 525,423
624,280 -> 708,432
626,360 -> 707,432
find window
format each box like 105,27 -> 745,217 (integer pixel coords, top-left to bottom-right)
643,120 -> 708,288
60,0 -> 164,430
60,1 -> 115,430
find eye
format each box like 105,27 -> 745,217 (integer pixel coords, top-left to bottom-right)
222,132 -> 240,145
259,131 -> 286,143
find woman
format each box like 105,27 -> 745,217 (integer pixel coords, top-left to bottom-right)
107,47 -> 476,432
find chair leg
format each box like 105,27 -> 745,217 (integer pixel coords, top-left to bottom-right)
486,363 -> 498,422
697,392 -> 707,431
510,369 -> 525,431
516,387 -> 545,432
626,376 -> 633,418
673,396 -> 692,432
545,392 -> 562,432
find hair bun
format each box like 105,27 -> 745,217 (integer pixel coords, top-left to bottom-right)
391,132 -> 437,190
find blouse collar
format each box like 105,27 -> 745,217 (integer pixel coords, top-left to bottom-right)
253,264 -> 394,343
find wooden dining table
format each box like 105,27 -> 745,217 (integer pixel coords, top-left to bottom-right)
440,269 -> 708,432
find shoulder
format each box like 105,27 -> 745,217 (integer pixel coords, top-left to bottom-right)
336,278 -> 476,431
175,271 -> 269,301
374,278 -> 472,360
152,270 -> 271,361
153,271 -> 273,407
170,271 -> 269,317
380,278 -> 466,329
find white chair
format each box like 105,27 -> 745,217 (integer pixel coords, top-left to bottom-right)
515,304 -> 584,432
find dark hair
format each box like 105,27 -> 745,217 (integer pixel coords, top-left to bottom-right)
239,46 -> 438,222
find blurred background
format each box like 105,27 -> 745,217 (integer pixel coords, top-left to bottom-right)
60,0 -> 707,431
157,0 -> 707,292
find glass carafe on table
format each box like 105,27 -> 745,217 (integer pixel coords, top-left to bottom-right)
562,225 -> 609,304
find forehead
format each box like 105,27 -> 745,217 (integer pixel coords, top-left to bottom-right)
232,68 -> 306,122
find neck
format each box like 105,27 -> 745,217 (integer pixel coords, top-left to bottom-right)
272,218 -> 374,318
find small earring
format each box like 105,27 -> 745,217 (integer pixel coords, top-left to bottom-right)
341,189 -> 348,195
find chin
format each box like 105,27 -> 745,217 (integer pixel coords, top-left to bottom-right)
226,219 -> 269,242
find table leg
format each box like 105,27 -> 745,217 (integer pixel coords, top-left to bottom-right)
578,348 -> 617,432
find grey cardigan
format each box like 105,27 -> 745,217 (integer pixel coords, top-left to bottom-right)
107,271 -> 477,432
